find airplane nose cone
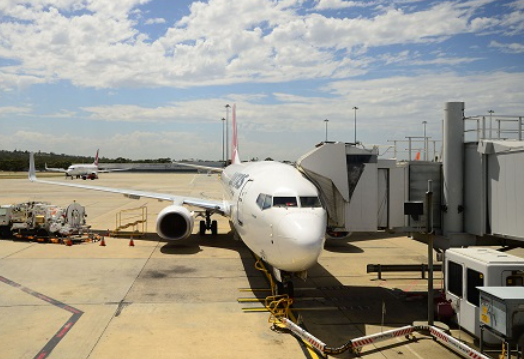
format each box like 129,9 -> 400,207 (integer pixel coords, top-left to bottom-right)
276,211 -> 326,271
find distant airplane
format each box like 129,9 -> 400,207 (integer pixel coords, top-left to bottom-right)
45,150 -> 129,180
29,106 -> 327,295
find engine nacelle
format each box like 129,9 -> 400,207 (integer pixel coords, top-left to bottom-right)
156,205 -> 194,240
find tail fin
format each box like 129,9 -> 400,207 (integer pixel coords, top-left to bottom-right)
231,104 -> 241,164
29,152 -> 36,181
94,149 -> 99,167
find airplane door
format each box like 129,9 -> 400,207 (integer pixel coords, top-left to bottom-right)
237,180 -> 253,226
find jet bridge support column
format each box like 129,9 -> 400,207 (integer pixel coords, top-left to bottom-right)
442,102 -> 465,236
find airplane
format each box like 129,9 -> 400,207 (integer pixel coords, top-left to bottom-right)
29,105 -> 327,295
45,150 -> 129,180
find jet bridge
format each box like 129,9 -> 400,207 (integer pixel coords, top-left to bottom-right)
298,103 -> 524,247
297,142 -> 407,235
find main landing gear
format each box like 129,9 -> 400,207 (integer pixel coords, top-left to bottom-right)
199,210 -> 217,236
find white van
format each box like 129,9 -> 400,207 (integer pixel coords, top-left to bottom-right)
445,248 -> 524,343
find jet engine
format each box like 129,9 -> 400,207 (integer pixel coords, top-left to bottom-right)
156,205 -> 194,240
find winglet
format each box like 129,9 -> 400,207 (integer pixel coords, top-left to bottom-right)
29,152 -> 37,182
231,104 -> 241,164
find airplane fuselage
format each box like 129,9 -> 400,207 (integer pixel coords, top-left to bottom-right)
221,161 -> 327,273
66,164 -> 98,178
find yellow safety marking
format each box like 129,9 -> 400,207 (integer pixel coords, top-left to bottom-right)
251,253 -> 323,359
241,307 -> 270,312
237,298 -> 265,303
238,288 -> 272,292
289,311 -> 324,359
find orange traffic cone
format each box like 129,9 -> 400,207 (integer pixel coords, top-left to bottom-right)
66,238 -> 73,246
129,238 -> 135,247
99,237 -> 106,246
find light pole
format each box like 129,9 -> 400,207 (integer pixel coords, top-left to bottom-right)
324,119 -> 329,142
225,104 -> 231,163
422,121 -> 427,161
221,117 -> 226,165
352,106 -> 358,144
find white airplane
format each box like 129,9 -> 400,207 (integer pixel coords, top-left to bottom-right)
29,106 -> 327,295
45,150 -> 128,180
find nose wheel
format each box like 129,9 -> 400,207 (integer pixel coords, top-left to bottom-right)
276,280 -> 294,297
199,210 -> 217,235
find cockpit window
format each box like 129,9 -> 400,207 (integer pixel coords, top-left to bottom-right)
256,194 -> 273,210
300,196 -> 321,207
263,195 -> 272,210
273,197 -> 298,207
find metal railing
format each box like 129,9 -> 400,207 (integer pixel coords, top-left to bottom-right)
465,115 -> 523,143
385,139 -> 442,161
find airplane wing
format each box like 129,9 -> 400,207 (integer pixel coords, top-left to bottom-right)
45,163 -> 68,173
97,167 -> 134,173
172,161 -> 224,173
30,153 -> 228,214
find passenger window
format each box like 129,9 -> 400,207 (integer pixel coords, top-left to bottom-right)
300,196 -> 321,207
466,268 -> 484,306
447,261 -> 463,298
273,197 -> 298,207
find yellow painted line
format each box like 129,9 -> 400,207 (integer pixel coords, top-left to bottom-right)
241,307 -> 270,312
238,288 -> 272,292
237,298 -> 265,303
289,311 -> 323,359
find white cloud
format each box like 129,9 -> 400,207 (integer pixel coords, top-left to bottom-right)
509,0 -> 524,10
0,0 -> 504,90
144,17 -> 165,25
489,40 -> 524,53
0,130 -> 216,160
314,0 -> 370,10
0,105 -> 32,116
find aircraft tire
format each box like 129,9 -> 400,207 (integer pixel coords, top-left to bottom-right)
0,226 -> 11,239
276,281 -> 294,297
199,220 -> 206,235
211,220 -> 218,235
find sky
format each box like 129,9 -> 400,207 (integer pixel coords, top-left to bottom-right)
0,0 -> 523,161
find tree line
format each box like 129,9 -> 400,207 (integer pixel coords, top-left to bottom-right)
0,150 -> 172,172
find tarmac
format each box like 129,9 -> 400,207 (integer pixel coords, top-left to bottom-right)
0,171 -> 514,359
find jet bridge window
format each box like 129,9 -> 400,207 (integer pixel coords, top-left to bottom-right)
300,196 -> 321,208
273,197 -> 298,207
256,194 -> 273,210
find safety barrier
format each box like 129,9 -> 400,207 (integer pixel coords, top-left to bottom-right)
366,263 -> 442,279
278,318 -> 491,359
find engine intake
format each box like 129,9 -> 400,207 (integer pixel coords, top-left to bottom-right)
156,205 -> 194,240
